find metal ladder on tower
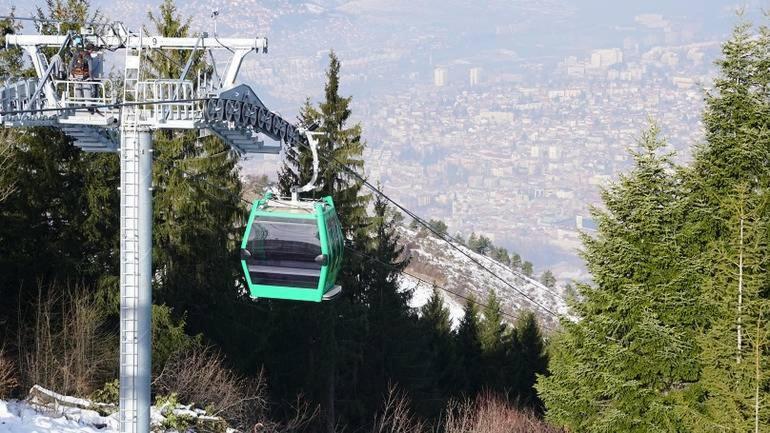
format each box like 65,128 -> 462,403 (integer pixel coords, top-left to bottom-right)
119,34 -> 143,433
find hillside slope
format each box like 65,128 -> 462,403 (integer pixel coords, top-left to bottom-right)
398,226 -> 569,328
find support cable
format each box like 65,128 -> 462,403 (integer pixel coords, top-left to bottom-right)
1,98 -> 565,318
151,154 -> 559,327
295,141 -> 563,317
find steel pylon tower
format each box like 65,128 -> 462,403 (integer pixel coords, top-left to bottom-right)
0,20 -> 303,433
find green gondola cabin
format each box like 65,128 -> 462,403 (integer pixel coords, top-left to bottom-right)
240,192 -> 343,302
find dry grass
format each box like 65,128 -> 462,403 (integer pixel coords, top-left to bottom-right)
157,346 -> 318,432
155,346 -> 315,432
17,285 -> 117,397
0,349 -> 19,398
0,134 -> 15,203
370,386 -> 426,433
254,394 -> 318,433
442,394 -> 562,433
406,262 -> 447,286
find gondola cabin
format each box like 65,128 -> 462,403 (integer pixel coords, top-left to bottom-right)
241,193 -> 343,302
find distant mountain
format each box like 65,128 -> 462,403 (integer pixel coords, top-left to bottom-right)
398,226 -> 569,329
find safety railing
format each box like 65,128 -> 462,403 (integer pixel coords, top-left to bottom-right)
54,79 -> 115,108
0,79 -> 47,119
137,80 -> 204,125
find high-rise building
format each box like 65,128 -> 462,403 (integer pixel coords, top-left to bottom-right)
589,48 -> 623,68
433,67 -> 447,87
469,67 -> 481,86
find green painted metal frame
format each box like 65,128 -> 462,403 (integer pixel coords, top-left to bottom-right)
240,192 -> 343,302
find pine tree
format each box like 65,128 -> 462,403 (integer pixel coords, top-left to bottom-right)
478,290 -> 507,391
421,287 -> 452,335
492,247 -> 511,266
428,218 -> 448,236
511,253 -> 522,271
278,51 -> 369,236
454,297 -> 483,397
273,51 -> 372,432
540,270 -> 557,288
140,0 -> 244,355
521,261 -> 533,277
681,20 -> 770,430
537,124 -> 699,432
696,184 -> 770,431
479,290 -> 505,353
0,1 -> 128,381
0,0 -> 117,295
508,311 -> 548,411
346,193 -> 427,426
419,287 -> 455,415
144,0 -> 207,80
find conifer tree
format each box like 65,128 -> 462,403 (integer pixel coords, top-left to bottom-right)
278,51 -> 369,236
140,0 -> 244,352
428,218 -> 448,236
537,124 -> 699,432
479,290 -> 505,353
348,193 -> 427,426
695,184 -> 770,431
508,311 -> 548,411
421,287 -> 452,335
511,252 -> 522,271
0,0 -> 127,378
274,51 -> 372,432
540,270 -> 557,288
144,0 -> 206,80
522,261 -> 534,277
681,20 -> 770,430
492,247 -> 511,266
478,290 -> 507,390
454,297 -> 483,397
419,287 -> 455,414
0,1 -> 117,291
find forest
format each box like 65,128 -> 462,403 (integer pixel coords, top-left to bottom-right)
0,1 -> 769,432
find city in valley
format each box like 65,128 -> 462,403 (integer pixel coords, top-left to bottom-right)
229,2 -> 726,280
0,0 -> 738,279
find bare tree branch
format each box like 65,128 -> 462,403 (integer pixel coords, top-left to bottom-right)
0,134 -> 15,203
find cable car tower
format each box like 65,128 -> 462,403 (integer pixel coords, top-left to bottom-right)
0,20 -> 313,433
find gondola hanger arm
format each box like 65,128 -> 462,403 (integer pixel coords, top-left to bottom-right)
291,130 -> 321,200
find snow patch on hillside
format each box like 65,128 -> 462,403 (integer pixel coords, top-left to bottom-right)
397,226 -> 570,328
399,274 -> 465,328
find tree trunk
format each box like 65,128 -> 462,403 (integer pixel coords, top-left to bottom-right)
738,217 -> 743,364
754,309 -> 761,433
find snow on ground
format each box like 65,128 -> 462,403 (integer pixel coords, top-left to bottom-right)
0,386 -> 233,433
397,226 -> 571,328
400,274 -> 465,328
0,399 -> 118,433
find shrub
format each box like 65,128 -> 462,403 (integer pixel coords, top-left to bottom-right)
0,349 -> 18,398
442,394 -> 562,433
370,386 -> 425,433
17,284 -> 116,396
91,379 -> 119,405
154,346 -> 267,430
152,304 -> 201,374
156,393 -> 198,432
